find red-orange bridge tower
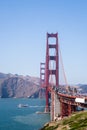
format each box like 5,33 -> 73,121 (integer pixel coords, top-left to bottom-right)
45,33 -> 59,112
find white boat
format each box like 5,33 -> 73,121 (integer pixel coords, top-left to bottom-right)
18,104 -> 28,108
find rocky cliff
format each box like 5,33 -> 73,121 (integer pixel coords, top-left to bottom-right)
0,73 -> 40,98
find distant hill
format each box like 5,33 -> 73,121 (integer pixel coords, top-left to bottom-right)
0,73 -> 40,98
78,84 -> 87,95
0,72 -> 87,98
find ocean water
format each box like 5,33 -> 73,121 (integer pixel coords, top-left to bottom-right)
0,98 -> 50,130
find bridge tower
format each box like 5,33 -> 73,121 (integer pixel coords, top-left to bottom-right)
45,33 -> 59,112
39,63 -> 45,98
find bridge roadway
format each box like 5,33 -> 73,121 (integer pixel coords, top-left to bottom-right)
48,86 -> 87,121
58,92 -> 87,108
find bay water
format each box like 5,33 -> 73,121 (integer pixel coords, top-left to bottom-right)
0,98 -> 50,130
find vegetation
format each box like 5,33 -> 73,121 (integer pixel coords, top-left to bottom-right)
40,111 -> 87,130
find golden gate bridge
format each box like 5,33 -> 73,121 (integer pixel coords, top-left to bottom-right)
40,33 -> 87,121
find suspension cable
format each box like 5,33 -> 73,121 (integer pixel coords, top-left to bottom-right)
58,43 -> 69,91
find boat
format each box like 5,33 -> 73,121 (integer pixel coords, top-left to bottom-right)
17,104 -> 28,108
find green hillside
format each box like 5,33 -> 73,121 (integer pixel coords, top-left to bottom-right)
41,111 -> 87,130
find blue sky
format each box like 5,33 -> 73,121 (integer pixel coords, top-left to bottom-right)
0,0 -> 87,84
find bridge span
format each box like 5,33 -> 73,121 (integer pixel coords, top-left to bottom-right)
40,33 -> 87,121
51,86 -> 87,120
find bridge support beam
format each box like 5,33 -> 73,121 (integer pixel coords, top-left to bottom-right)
60,102 -> 77,117
51,91 -> 60,121
60,102 -> 68,117
68,104 -> 72,116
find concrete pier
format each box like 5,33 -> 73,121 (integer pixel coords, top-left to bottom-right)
50,91 -> 60,121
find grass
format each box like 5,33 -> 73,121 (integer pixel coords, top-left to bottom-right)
40,111 -> 87,130
40,122 -> 59,130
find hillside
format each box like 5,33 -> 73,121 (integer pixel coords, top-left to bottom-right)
0,72 -> 87,98
0,72 -> 40,98
41,111 -> 87,130
79,84 -> 87,94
